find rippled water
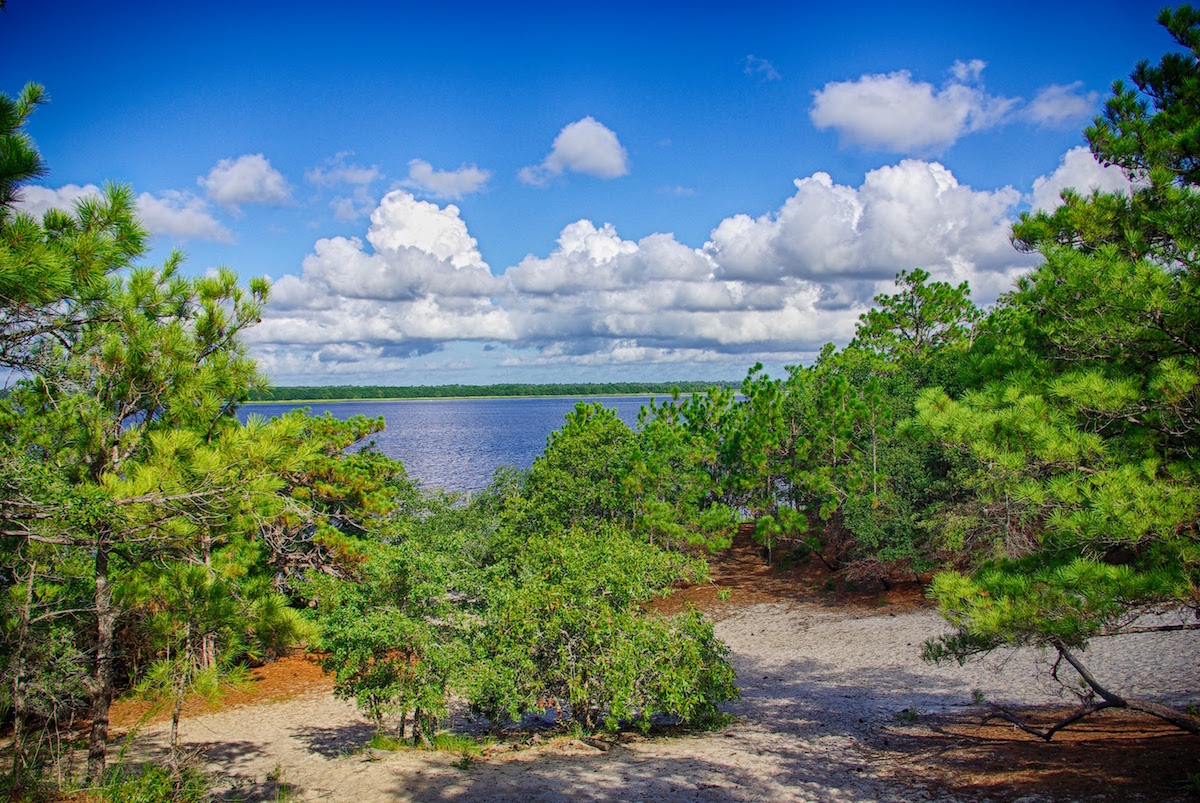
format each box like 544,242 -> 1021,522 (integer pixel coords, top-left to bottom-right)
240,396 -> 656,493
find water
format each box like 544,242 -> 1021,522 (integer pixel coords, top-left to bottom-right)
239,396 -> 658,493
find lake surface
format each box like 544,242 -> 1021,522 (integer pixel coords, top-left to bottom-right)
240,396 -> 658,493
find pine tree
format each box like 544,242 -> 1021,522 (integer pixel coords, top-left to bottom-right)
0,84 -> 313,782
919,6 -> 1200,738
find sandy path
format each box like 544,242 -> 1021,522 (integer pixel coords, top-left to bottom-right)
126,602 -> 1199,802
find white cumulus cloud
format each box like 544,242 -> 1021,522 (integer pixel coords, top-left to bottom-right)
200,153 -> 292,211
519,117 -> 629,186
706,160 -> 1027,301
15,183 -> 102,218
252,190 -> 509,375
810,62 -> 1018,152
401,159 -> 492,199
1030,146 -> 1132,211
136,190 -> 233,242
17,183 -> 231,243
1025,82 -> 1100,128
253,160 -> 1043,384
365,191 -> 485,270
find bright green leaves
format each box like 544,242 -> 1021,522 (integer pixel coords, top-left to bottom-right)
1,181 -> 148,373
921,8 -> 1200,670
516,398 -> 739,552
464,523 -> 734,731
303,397 -> 741,738
0,82 -> 47,213
130,560 -> 314,762
307,462 -> 738,737
308,538 -> 460,735
1088,5 -> 1200,187
916,384 -> 1105,474
926,555 -> 1188,660
521,402 -> 637,531
0,82 -> 305,781
630,395 -> 738,551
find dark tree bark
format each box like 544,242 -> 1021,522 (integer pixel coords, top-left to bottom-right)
982,642 -> 1200,740
86,543 -> 117,785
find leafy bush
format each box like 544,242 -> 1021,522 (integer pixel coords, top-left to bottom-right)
464,523 -> 736,730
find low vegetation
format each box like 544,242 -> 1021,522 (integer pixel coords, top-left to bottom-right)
247,381 -> 729,402
1,5 -> 1197,800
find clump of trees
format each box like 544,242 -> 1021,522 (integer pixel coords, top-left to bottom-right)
0,86 -> 738,800
616,4 -> 1200,738
0,83 -> 350,792
3,7 -> 1198,799
453,4 -> 1200,740
306,403 -> 737,742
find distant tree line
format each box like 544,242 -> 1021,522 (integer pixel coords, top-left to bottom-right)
248,381 -> 732,402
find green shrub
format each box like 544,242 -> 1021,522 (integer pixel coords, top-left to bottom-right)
99,765 -> 209,803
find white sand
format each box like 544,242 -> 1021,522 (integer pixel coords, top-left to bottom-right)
126,602 -> 1199,802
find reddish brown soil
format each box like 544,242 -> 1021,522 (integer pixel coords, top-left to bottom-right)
654,524 -> 932,617
889,707 -> 1200,801
108,653 -> 332,730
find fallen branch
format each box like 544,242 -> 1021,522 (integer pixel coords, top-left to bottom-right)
979,642 -> 1200,740
1097,623 -> 1200,637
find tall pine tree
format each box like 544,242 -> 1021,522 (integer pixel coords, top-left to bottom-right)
919,6 -> 1200,738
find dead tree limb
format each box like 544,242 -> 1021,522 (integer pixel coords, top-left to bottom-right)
980,641 -> 1200,740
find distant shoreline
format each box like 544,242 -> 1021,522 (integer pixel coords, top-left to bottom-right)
244,393 -> 672,404
247,382 -> 731,404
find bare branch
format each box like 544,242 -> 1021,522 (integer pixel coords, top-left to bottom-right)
980,643 -> 1200,739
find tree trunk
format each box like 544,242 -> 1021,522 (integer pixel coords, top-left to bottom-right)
9,562 -> 34,791
86,544 -> 116,786
201,532 -> 216,669
169,688 -> 184,771
412,708 -> 432,748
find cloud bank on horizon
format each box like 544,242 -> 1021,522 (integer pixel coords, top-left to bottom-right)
244,149 -> 1126,384
6,1 -> 1150,386
16,109 -> 1130,386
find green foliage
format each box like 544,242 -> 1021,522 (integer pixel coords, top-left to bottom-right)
0,82 -> 47,213
518,402 -> 638,531
0,79 -> 744,795
309,535 -> 460,738
306,441 -> 740,738
369,733 -> 405,752
96,764 -> 210,803
430,732 -> 487,756
0,83 -> 324,785
922,8 -> 1200,673
18,13 -> 1200,771
1087,5 -> 1200,187
465,523 -> 735,731
630,393 -> 738,550
853,268 -> 980,383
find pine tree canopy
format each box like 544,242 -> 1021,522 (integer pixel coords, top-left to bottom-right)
923,7 -> 1200,665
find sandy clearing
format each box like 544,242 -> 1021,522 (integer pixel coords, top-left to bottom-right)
123,602 -> 1200,802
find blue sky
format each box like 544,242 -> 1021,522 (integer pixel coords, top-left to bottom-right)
3,0 -> 1168,386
